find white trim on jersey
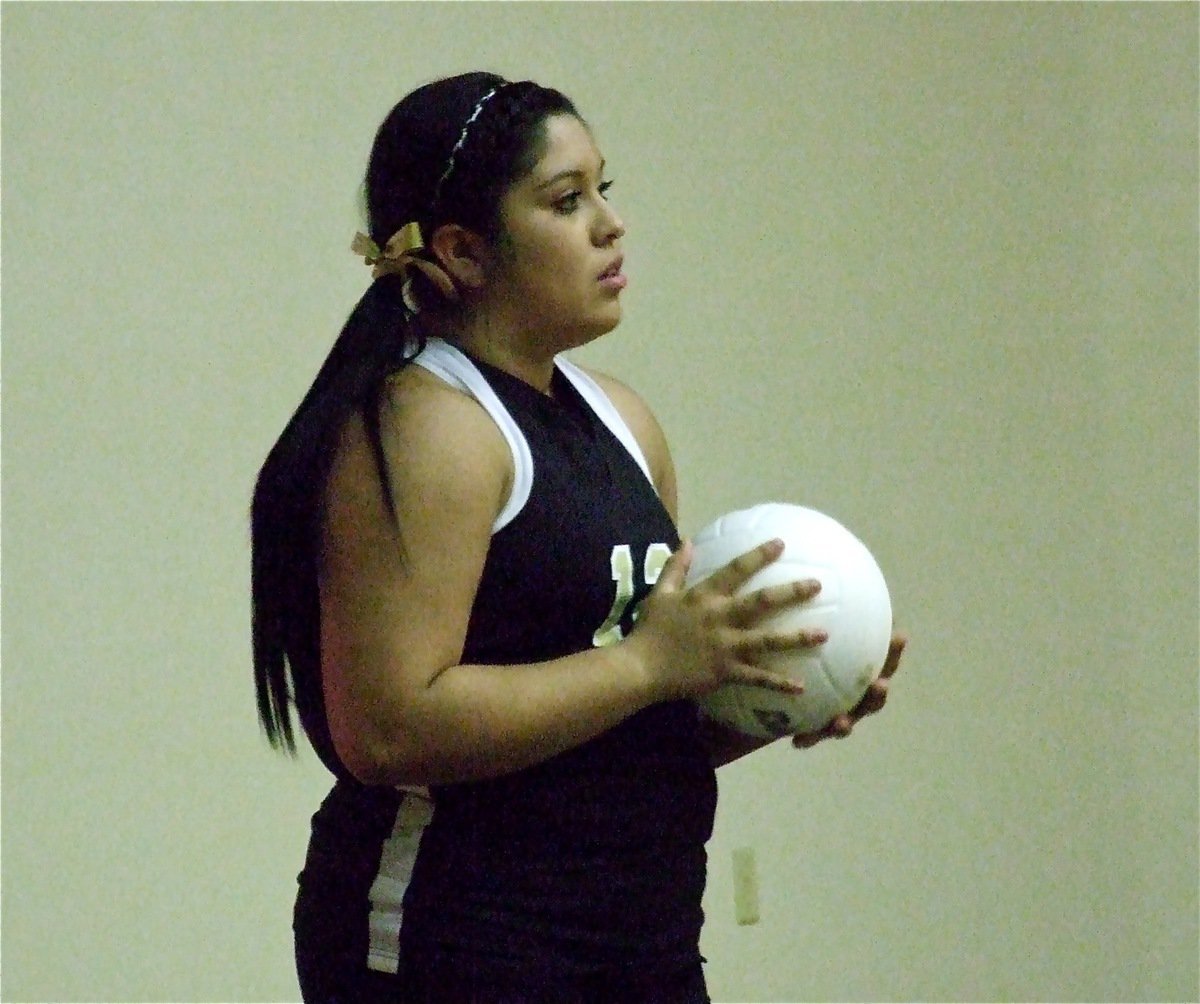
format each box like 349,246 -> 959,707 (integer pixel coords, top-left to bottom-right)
411,339 -> 535,533
412,338 -> 656,532
553,358 -> 655,486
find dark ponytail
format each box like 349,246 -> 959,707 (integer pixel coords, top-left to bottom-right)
251,274 -> 417,755
251,73 -> 579,760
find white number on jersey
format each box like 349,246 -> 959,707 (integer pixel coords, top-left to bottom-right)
592,542 -> 673,647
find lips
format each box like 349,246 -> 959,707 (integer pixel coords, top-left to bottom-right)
598,256 -> 624,281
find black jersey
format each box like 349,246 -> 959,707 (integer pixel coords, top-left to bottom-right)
294,340 -> 717,987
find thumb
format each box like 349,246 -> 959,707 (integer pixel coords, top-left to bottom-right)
657,538 -> 694,591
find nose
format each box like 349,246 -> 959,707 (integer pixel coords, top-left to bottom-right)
596,201 -> 625,245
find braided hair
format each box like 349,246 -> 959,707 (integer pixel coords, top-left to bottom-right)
251,74 -> 580,757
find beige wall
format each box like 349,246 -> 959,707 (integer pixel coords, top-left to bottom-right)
2,3 -> 1196,1002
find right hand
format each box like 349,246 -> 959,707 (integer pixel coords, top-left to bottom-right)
624,537 -> 827,702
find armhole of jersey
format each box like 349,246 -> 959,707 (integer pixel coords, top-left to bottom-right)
410,339 -> 533,533
555,357 -> 657,491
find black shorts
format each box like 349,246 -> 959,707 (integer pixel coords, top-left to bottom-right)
294,843 -> 711,1004
296,950 -> 710,1004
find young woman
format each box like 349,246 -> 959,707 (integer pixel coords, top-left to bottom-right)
252,72 -> 902,1004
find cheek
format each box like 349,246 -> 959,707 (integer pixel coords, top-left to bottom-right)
510,233 -> 580,290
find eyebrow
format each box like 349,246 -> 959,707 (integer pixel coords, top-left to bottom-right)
536,159 -> 606,190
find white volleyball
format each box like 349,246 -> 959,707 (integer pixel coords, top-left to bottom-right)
687,503 -> 892,739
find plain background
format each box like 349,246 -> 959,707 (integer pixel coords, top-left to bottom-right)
2,3 -> 1196,1002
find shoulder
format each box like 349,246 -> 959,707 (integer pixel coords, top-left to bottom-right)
578,366 -> 662,442
576,364 -> 678,521
382,361 -> 506,454
323,363 -> 513,549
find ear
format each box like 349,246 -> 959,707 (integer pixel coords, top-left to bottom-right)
428,223 -> 490,292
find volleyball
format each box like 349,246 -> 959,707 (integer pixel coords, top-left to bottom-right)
686,503 -> 892,739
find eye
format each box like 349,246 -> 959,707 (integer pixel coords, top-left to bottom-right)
553,179 -> 614,215
554,191 -> 582,214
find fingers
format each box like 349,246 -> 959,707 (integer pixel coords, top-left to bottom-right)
844,633 -> 906,718
727,576 -> 822,626
791,714 -> 852,749
879,633 -> 907,679
724,663 -> 805,696
845,634 -> 904,717
714,630 -> 817,694
733,625 -> 827,657
851,678 -> 889,718
647,538 -> 855,704
791,632 -> 908,749
704,542 -> 823,641
704,537 -> 786,595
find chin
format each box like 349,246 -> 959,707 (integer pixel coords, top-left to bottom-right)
584,310 -> 622,343
559,306 -> 620,345
539,302 -> 623,353
595,300 -> 624,332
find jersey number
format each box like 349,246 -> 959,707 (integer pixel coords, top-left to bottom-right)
592,543 -> 673,648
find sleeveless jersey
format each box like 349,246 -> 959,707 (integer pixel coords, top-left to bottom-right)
294,339 -> 717,983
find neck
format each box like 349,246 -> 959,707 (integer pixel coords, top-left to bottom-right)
442,312 -> 558,396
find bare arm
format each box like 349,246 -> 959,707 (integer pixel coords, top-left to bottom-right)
319,367 -> 817,787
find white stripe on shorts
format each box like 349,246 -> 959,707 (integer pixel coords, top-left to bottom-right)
366,788 -> 433,974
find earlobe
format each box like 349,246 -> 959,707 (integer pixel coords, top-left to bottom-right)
429,224 -> 488,292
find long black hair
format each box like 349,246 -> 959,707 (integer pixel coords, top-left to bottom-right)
251,73 -> 578,760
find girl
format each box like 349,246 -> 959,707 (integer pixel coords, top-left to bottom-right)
252,72 -> 901,1003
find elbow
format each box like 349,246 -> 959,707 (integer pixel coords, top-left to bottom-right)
337,738 -> 399,787
328,703 -> 428,786
323,659 -> 431,785
323,666 -> 488,787
330,705 -> 502,788
334,730 -> 427,787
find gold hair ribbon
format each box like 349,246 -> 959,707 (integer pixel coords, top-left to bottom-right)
350,222 -> 458,305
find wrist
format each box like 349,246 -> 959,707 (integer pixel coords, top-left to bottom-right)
616,629 -> 673,705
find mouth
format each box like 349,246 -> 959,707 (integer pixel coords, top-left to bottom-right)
598,256 -> 624,281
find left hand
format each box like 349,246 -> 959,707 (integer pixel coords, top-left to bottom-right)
791,633 -> 907,749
